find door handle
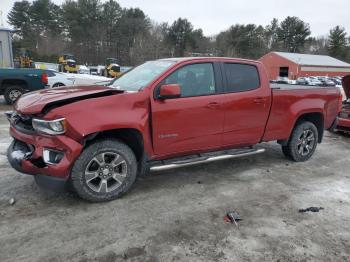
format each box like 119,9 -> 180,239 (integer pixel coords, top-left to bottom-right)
253,97 -> 265,104
206,102 -> 220,109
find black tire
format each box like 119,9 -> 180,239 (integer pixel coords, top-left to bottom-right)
52,83 -> 65,87
70,139 -> 137,202
282,121 -> 318,162
4,86 -> 25,105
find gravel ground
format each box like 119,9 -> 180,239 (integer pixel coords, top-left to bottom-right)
0,96 -> 349,262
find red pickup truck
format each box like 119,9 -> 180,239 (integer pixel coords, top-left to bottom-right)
6,57 -> 342,202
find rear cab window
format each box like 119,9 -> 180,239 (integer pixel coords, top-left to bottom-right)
223,63 -> 260,93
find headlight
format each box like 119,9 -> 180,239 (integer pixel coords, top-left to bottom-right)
32,118 -> 66,135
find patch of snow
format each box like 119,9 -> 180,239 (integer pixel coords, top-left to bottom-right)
11,150 -> 25,160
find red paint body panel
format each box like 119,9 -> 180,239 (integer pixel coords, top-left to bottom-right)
14,85 -> 118,115
151,93 -> 225,157
220,61 -> 272,147
8,57 -> 341,180
263,86 -> 340,141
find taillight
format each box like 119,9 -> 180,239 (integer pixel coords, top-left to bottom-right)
41,73 -> 48,84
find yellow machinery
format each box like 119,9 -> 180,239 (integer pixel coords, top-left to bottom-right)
101,58 -> 123,78
14,49 -> 34,68
58,53 -> 79,73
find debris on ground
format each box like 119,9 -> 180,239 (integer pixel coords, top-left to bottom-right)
299,207 -> 324,213
224,210 -> 242,226
9,198 -> 16,205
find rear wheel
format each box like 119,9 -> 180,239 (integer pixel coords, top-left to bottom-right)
70,139 -> 137,202
282,121 -> 318,162
4,86 -> 25,105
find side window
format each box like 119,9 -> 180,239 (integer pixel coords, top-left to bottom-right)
164,63 -> 216,97
224,63 -> 260,93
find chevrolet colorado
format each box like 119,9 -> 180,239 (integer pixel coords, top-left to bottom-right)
6,57 -> 342,202
0,68 -> 49,104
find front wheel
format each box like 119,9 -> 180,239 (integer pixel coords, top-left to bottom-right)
282,121 -> 318,162
70,139 -> 137,202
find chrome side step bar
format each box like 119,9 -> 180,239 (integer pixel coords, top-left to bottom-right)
150,148 -> 265,172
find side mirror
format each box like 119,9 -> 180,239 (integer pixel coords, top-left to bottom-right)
158,84 -> 181,99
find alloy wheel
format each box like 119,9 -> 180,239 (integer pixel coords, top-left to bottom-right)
84,152 -> 127,193
296,129 -> 315,156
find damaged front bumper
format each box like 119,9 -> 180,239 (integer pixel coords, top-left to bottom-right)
7,124 -> 83,192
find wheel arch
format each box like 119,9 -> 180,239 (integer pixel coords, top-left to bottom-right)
294,112 -> 324,143
278,112 -> 324,146
83,128 -> 145,162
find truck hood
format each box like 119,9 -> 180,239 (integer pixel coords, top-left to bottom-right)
15,85 -> 123,115
343,75 -> 350,100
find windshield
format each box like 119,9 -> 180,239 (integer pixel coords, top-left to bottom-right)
108,60 -> 176,91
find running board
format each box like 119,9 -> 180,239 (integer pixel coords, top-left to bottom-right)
150,148 -> 265,172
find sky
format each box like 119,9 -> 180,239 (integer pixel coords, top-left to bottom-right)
1,0 -> 349,37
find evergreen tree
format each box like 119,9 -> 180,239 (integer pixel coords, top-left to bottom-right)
277,16 -> 311,52
327,26 -> 348,60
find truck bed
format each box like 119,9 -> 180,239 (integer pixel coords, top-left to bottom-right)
263,83 -> 341,142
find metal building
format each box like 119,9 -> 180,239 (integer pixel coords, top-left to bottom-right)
0,27 -> 14,68
259,52 -> 350,80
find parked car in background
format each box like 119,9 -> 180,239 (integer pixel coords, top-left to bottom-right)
274,77 -> 290,84
296,77 -> 309,85
6,57 -> 341,202
330,77 -> 342,85
308,78 -> 323,86
323,79 -> 336,86
0,68 -> 48,104
46,70 -> 75,87
66,73 -> 110,86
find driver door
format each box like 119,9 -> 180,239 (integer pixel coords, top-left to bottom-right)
151,62 -> 225,157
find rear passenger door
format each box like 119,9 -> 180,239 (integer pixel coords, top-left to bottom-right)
221,62 -> 271,146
